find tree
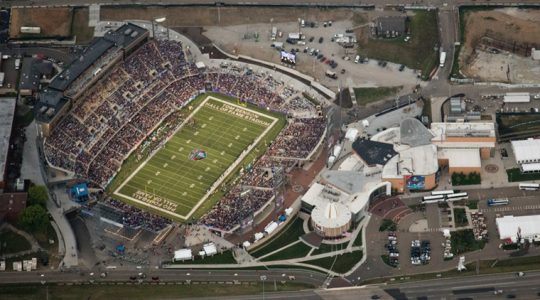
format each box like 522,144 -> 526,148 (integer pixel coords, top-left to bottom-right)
18,205 -> 49,233
28,185 -> 48,208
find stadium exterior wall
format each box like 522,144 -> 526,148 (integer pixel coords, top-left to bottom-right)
382,173 -> 436,193
480,147 -> 491,160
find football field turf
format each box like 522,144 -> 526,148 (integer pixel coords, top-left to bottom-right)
114,95 -> 278,220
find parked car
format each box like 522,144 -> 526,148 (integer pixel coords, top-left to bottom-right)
399,64 -> 405,72
309,36 -> 314,42
319,37 -> 324,43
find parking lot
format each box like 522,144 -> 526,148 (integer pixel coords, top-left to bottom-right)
204,18 -> 419,93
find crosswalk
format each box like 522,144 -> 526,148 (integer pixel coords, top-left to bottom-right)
479,204 -> 540,213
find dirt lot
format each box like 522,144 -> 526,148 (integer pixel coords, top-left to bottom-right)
9,7 -> 73,38
460,8 -> 540,83
72,7 -> 95,45
100,6 -> 353,27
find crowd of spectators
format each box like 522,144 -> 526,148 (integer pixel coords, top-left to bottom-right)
44,38 -> 326,232
101,197 -> 171,232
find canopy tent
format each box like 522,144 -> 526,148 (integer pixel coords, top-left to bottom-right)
264,222 -> 278,235
242,241 -> 251,248
203,243 -> 217,256
173,249 -> 193,261
254,232 -> 264,241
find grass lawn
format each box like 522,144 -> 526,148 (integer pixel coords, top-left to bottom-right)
311,242 -> 347,256
172,251 -> 236,264
357,10 -> 439,80
507,168 -> 540,182
451,229 -> 485,255
0,282 -> 314,300
113,94 -> 279,221
381,255 -> 397,268
379,219 -> 397,232
352,230 -> 363,247
261,242 -> 312,262
453,208 -> 468,227
250,218 -> 305,258
451,172 -> 481,186
353,86 -> 402,106
71,7 -> 95,44
303,251 -> 363,274
454,200 -> 478,210
0,230 -> 31,255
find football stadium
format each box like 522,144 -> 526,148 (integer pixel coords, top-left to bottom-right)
114,95 -> 280,220
36,23 -> 327,233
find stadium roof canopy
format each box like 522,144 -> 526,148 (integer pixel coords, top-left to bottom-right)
352,139 -> 397,166
0,98 -> 15,183
496,215 -> 540,243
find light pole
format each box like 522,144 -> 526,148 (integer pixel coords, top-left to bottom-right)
260,275 -> 267,300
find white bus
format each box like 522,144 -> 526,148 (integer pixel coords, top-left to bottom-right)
422,195 -> 445,204
446,192 -> 468,201
519,183 -> 540,191
431,190 -> 455,196
488,198 -> 509,206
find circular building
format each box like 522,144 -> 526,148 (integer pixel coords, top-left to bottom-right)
311,201 -> 352,238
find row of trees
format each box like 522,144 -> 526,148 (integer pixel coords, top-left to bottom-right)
18,185 -> 49,233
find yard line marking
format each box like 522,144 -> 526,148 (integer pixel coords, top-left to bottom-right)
171,155 -> 176,160
228,143 -> 233,148
182,192 -> 187,196
209,116 -> 213,120
194,131 -> 199,136
147,180 -> 152,185
198,175 -> 203,180
201,123 -> 207,128
190,184 -> 195,188
220,151 -> 225,156
205,167 -> 210,172
213,159 -> 218,164
235,135 -> 240,140
243,127 -> 247,132
155,171 -> 160,176
179,147 -> 184,152
163,163 -> 168,168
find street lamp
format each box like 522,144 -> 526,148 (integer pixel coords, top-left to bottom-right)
260,275 -> 267,300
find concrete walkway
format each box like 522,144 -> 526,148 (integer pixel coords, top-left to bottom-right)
20,121 -> 78,268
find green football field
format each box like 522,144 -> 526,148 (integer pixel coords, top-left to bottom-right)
114,95 -> 277,220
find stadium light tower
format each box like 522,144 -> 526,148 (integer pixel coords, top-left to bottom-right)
152,17 -> 166,39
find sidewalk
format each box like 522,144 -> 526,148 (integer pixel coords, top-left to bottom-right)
20,122 -> 79,268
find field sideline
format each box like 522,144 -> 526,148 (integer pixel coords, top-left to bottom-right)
113,95 -> 278,221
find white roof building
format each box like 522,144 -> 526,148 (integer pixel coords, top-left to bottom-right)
430,122 -> 496,149
496,215 -> 540,243
438,148 -> 482,169
511,139 -> 540,172
504,92 -> 530,103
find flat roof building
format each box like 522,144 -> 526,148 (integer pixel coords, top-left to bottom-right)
511,139 -> 540,173
0,98 -> 16,191
496,215 -> 540,243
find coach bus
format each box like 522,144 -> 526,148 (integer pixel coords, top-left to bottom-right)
488,198 -> 510,206
422,195 -> 445,204
519,183 -> 540,191
431,190 -> 455,196
446,192 -> 468,202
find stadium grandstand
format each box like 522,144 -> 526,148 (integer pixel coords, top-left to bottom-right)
38,24 -> 327,234
35,23 -> 149,137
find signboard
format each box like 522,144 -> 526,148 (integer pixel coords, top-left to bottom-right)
406,175 -> 425,190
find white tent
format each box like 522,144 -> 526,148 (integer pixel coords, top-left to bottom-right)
203,243 -> 218,256
242,241 -> 251,248
173,249 -> 193,261
284,207 -> 293,216
195,61 -> 206,69
345,128 -> 358,142
496,215 -> 540,243
254,232 -> 264,241
264,222 -> 278,235
198,250 -> 206,257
